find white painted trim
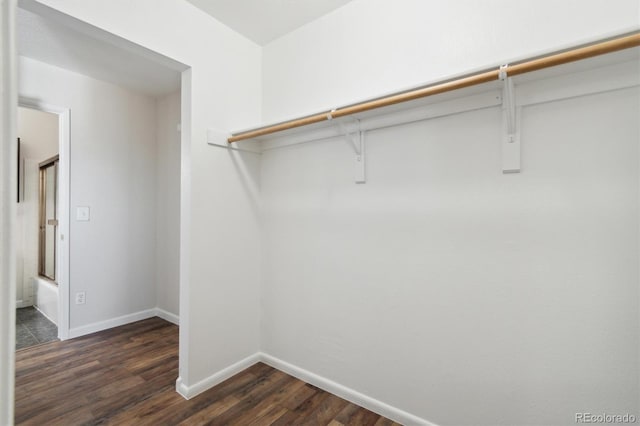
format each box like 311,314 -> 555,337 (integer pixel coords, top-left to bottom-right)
244,57 -> 640,153
172,350 -> 436,425
33,304 -> 56,326
175,353 -> 261,400
260,90 -> 501,152
67,308 -> 156,339
258,353 -> 436,426
175,376 -> 189,399
18,99 -> 71,341
517,59 -> 639,108
178,68 -> 192,389
154,308 -> 179,325
57,306 -> 176,339
232,27 -> 640,136
0,1 -> 18,423
56,108 -> 70,340
207,128 -> 262,154
15,300 -> 30,309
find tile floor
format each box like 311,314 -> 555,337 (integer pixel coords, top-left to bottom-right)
16,307 -> 58,350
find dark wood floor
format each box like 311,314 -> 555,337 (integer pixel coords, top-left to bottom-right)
15,317 -> 400,425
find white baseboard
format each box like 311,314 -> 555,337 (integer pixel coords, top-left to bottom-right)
154,308 -> 179,325
67,308 -> 157,339
67,307 -> 180,339
258,353 -> 436,426
33,304 -> 57,326
175,353 -> 261,400
65,307 -> 431,426
15,300 -> 31,309
174,350 -> 434,425
175,377 -> 189,399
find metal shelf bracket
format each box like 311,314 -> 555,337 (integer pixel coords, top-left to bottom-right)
337,119 -> 366,184
500,65 -> 521,173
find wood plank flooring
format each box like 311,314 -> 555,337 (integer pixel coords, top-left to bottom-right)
15,317 -> 400,425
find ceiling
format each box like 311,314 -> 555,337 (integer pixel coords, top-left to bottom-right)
17,0 -> 354,96
186,0 -> 354,45
17,7 -> 183,97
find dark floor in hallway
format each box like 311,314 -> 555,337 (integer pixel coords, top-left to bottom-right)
16,307 -> 58,350
15,317 -> 399,425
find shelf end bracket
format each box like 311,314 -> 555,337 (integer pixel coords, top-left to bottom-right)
337,119 -> 366,184
500,65 -> 521,174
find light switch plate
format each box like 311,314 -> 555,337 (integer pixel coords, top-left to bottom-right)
76,206 -> 90,221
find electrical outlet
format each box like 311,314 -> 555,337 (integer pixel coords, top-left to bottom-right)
75,292 -> 86,305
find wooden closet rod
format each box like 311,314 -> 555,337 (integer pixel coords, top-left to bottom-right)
228,31 -> 640,143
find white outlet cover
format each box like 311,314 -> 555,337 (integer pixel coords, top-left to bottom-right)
76,206 -> 90,221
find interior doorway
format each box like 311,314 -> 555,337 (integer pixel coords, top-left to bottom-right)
15,103 -> 70,346
2,2 -> 190,421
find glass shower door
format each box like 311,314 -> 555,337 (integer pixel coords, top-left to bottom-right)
39,157 -> 58,282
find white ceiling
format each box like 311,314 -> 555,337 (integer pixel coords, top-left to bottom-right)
17,7 -> 183,97
17,0 -> 354,96
186,0 -> 354,45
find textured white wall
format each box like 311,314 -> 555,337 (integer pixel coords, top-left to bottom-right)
19,57 -> 159,329
260,1 -> 640,424
17,2 -> 640,425
262,0 -> 640,123
16,107 -> 58,307
17,107 -> 57,159
156,90 -> 181,318
261,82 -> 640,426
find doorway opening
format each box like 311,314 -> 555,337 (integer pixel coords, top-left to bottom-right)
15,105 -> 65,349
9,4 -> 191,422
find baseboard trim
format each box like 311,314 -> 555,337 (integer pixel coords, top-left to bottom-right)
174,350 -> 434,424
175,353 -> 261,400
33,304 -> 57,326
15,300 -> 31,309
64,308 -> 433,425
154,308 -> 179,325
175,377 -> 189,399
67,309 -> 157,339
258,352 -> 436,426
67,307 -> 180,339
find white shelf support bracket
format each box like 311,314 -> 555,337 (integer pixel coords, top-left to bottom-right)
354,130 -> 366,184
337,119 -> 366,184
500,65 -> 521,173
207,129 -> 262,154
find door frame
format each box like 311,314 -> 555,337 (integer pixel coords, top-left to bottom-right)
18,99 -> 70,340
0,0 -> 18,422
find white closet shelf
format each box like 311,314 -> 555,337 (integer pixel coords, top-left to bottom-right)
226,31 -> 639,145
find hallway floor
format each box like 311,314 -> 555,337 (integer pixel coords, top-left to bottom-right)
15,307 -> 58,350
15,317 -> 399,425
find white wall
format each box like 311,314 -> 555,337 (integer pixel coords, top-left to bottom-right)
156,90 -> 181,318
261,77 -> 640,426
262,0 -> 640,123
17,106 -> 57,159
19,56 -> 159,329
260,1 -> 640,425
16,106 -> 58,307
30,0 -> 263,388
20,3 -> 639,425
